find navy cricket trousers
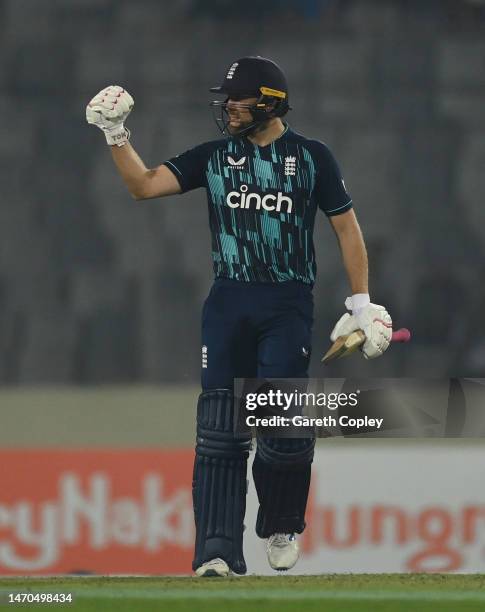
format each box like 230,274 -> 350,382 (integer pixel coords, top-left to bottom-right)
201,278 -> 314,390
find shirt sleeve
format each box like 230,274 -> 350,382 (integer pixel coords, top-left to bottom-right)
309,141 -> 353,216
164,142 -> 211,193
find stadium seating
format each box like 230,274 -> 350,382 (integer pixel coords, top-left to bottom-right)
0,0 -> 483,382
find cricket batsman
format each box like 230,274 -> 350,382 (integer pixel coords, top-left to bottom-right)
86,56 -> 392,576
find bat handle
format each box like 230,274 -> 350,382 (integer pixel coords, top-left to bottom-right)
391,328 -> 411,343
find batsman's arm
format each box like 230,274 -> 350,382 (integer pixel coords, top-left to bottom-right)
328,209 -> 393,359
110,144 -> 182,200
86,85 -> 182,200
329,209 -> 369,295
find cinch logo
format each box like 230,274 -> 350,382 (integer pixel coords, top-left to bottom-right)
226,184 -> 293,213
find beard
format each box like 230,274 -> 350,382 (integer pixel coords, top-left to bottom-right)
226,116 -> 270,137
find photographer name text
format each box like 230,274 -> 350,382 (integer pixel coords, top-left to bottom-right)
245,415 -> 384,429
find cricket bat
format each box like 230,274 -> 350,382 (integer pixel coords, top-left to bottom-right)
321,328 -> 411,364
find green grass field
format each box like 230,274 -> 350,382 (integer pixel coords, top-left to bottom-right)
1,575 -> 485,612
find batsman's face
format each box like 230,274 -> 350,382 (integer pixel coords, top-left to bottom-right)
226,96 -> 258,133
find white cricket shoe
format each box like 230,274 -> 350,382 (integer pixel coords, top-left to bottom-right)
267,533 -> 299,571
195,558 -> 231,577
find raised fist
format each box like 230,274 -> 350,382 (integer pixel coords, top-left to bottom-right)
86,85 -> 134,146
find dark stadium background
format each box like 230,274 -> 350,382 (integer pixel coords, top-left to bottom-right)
0,0 -> 484,385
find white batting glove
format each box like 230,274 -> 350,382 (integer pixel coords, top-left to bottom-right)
86,85 -> 134,146
330,298 -> 392,360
